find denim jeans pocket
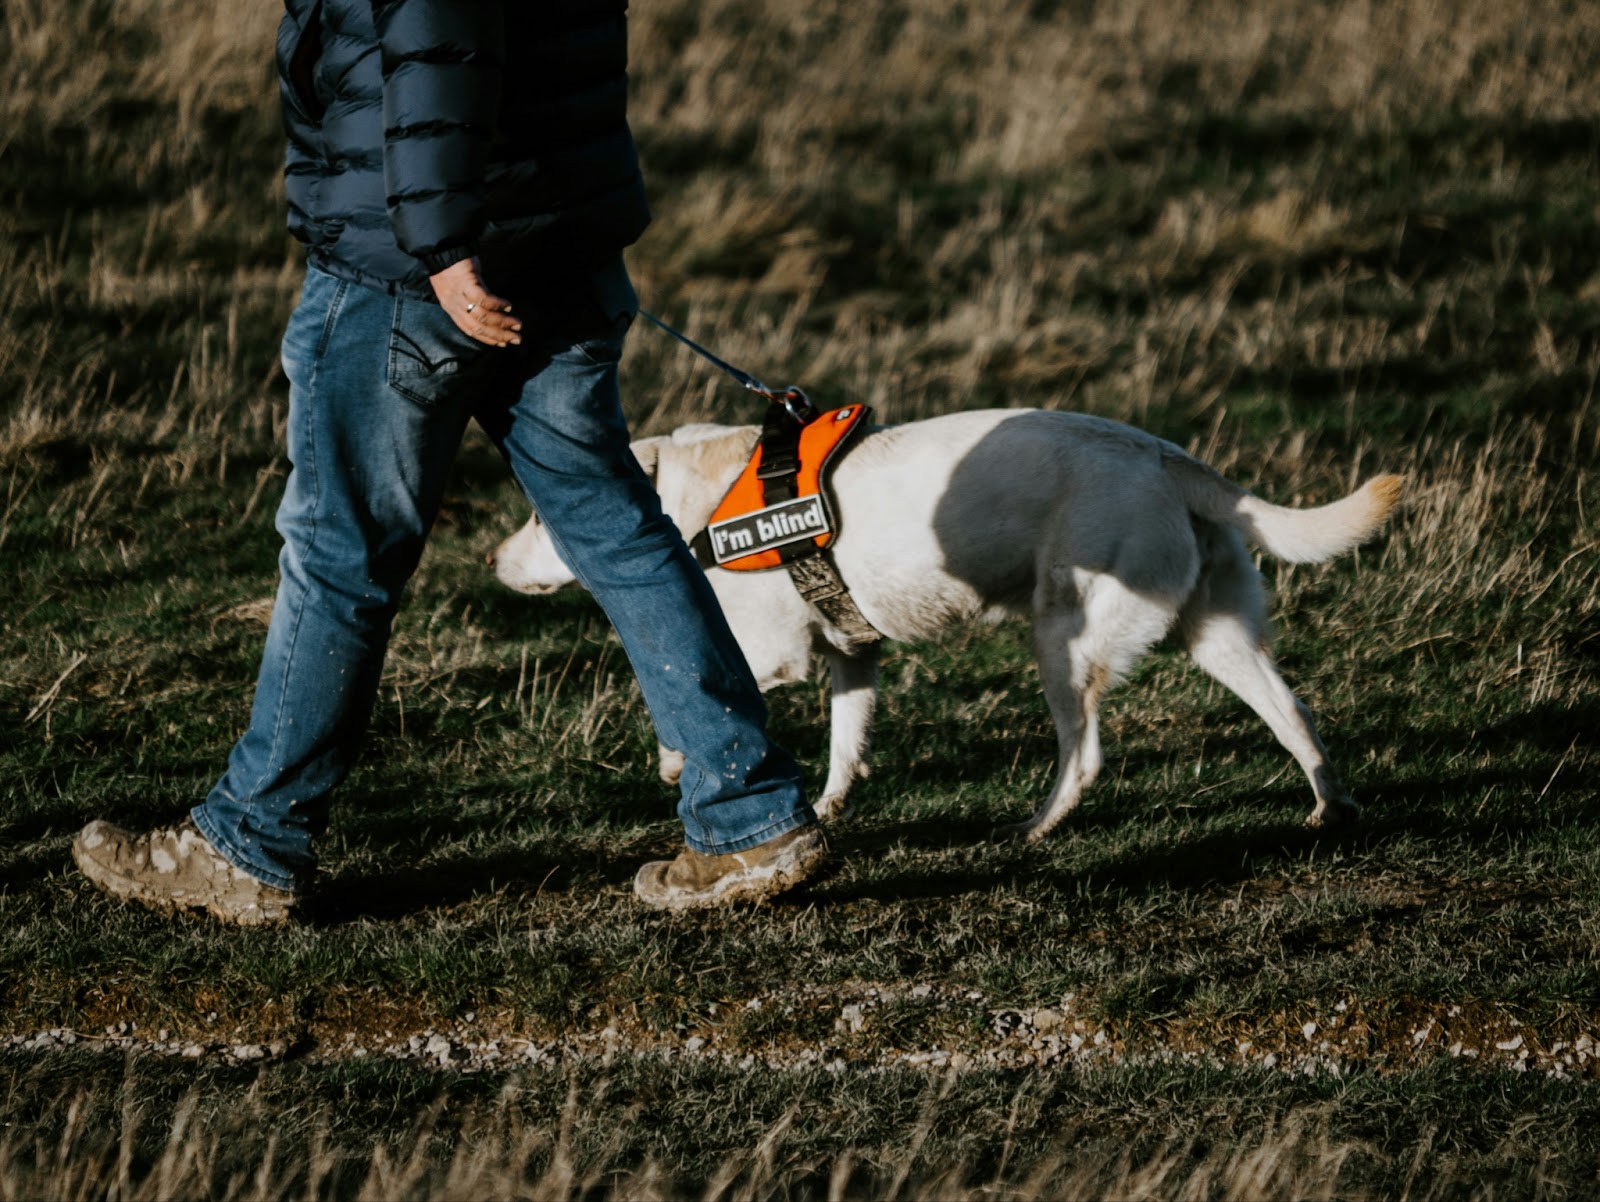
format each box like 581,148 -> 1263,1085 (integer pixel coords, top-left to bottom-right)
386,297 -> 489,407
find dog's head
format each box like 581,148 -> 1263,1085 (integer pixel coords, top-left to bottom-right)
486,437 -> 662,594
487,505 -> 576,594
487,424 -> 759,594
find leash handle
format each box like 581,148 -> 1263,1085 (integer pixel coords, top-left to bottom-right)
638,308 -> 816,422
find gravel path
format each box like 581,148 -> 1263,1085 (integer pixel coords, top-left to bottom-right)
7,984 -> 1597,1081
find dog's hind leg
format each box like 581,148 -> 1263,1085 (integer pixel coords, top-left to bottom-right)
814,648 -> 880,822
1178,525 -> 1358,828
1007,571 -> 1178,841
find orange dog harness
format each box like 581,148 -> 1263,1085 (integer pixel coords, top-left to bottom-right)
700,404 -> 871,570
689,400 -> 882,651
630,309 -> 881,650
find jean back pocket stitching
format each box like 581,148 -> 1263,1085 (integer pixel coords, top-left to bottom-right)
387,298 -> 482,407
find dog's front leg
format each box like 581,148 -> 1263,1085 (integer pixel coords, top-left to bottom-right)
814,648 -> 880,821
657,743 -> 685,786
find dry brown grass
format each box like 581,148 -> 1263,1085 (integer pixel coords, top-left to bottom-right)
3,1 -> 1599,1198
0,1074 -> 1483,1202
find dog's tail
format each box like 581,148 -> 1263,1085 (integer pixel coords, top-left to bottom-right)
1164,451 -> 1403,564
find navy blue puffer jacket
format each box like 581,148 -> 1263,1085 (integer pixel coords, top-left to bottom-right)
277,0 -> 651,299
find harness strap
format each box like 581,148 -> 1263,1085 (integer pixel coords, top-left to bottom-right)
754,402 -> 818,567
784,555 -> 883,653
754,402 -> 803,502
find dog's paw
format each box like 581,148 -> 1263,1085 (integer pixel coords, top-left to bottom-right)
1305,796 -> 1360,830
994,820 -> 1044,843
812,795 -> 856,823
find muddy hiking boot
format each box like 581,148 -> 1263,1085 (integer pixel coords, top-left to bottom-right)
634,826 -> 829,911
71,819 -> 298,927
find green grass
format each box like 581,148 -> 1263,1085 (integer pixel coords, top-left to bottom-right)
3,0 -> 1599,1196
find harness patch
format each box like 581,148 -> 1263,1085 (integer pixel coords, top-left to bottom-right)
707,495 -> 827,562
699,404 -> 871,571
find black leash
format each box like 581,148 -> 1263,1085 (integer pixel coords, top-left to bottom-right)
637,309 -> 817,423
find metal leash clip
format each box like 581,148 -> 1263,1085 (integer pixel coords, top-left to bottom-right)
777,386 -> 817,424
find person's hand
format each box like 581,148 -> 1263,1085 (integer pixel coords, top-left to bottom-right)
430,257 -> 522,347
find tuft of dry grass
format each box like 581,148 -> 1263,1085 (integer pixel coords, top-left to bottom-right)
0,1065 -> 1521,1202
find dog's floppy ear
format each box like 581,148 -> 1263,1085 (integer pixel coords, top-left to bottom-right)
652,427 -> 759,539
631,436 -> 665,482
678,425 -> 761,483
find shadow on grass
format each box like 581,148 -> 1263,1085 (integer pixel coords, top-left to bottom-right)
314,847 -> 629,923
18,692 -> 1584,920
806,813 -> 1340,909
314,808 -> 668,922
805,756 -> 1589,911
288,696 -> 1599,922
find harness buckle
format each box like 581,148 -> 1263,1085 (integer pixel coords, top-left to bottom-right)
754,393 -> 812,481
756,455 -> 799,480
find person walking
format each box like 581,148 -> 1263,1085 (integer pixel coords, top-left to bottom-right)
70,0 -> 826,924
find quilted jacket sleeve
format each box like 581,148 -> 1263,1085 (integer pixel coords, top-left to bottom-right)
372,0 -> 505,274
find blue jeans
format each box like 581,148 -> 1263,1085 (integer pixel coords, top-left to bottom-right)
191,264 -> 811,891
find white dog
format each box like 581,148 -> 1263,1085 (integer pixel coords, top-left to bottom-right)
490,409 -> 1401,839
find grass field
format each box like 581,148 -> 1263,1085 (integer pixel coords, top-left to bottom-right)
2,0 -> 1598,1196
